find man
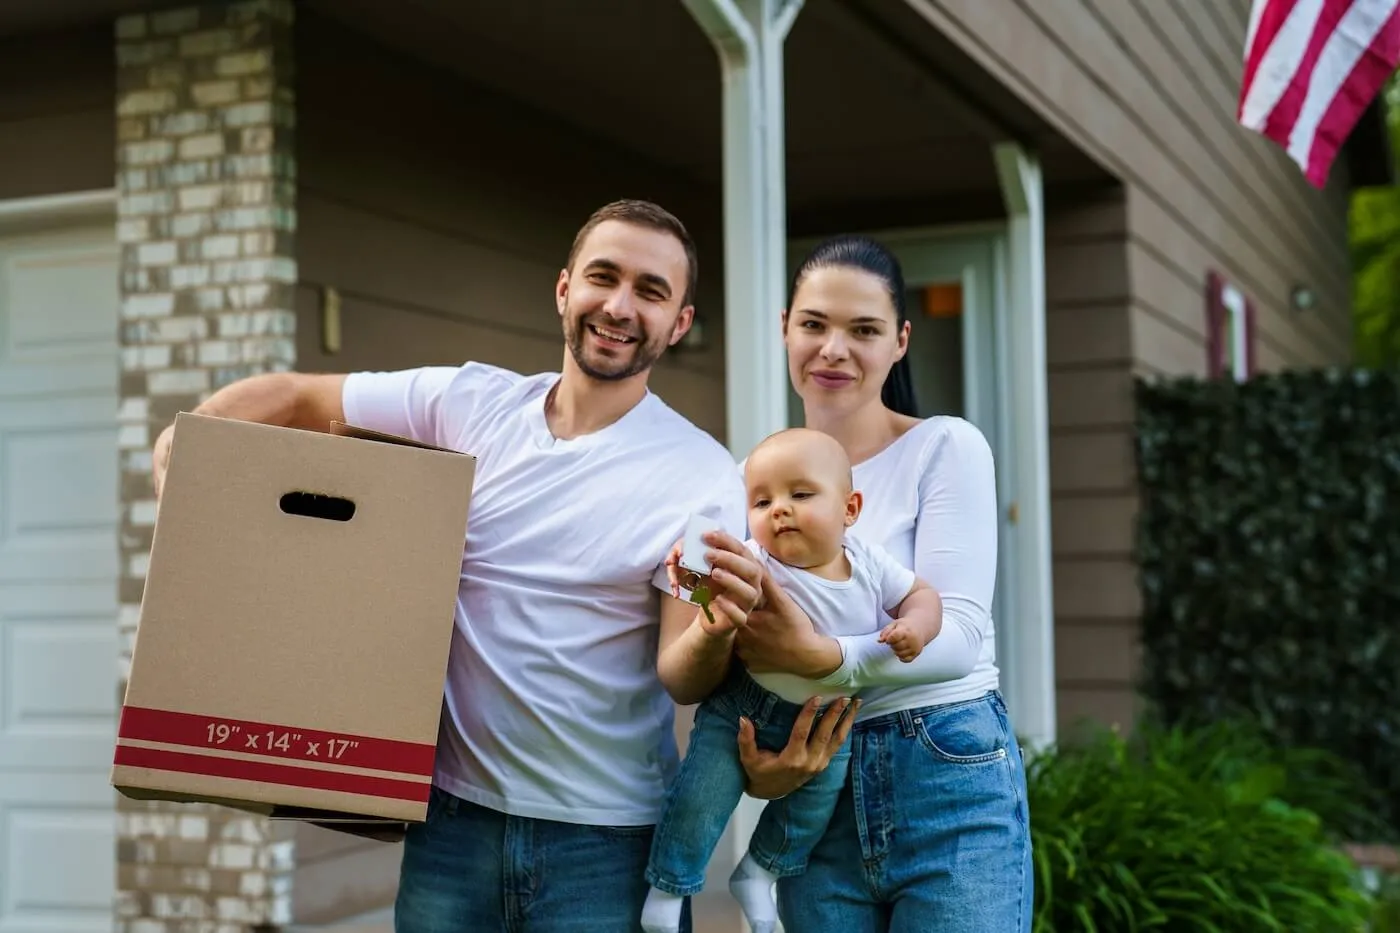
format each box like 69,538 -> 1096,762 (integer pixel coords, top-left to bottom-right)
151,199 -> 828,931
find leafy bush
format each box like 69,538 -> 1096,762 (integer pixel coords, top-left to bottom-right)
1028,719 -> 1375,932
1371,875 -> 1400,932
1131,714 -> 1391,843
1133,368 -> 1400,835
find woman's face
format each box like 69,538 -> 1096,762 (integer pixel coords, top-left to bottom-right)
783,265 -> 909,417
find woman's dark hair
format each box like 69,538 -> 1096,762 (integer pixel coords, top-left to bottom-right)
787,235 -> 918,417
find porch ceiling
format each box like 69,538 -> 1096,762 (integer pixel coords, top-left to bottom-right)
303,0 -> 1108,225
0,0 -> 1109,225
0,0 -> 187,36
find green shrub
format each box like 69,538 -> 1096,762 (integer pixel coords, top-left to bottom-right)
1133,368 -> 1400,836
1371,875 -> 1400,932
1029,719 -> 1375,931
1128,712 -> 1393,845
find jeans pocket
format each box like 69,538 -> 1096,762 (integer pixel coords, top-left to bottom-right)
913,696 -> 1010,765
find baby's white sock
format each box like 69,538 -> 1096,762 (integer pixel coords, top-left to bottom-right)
728,853 -> 779,933
640,887 -> 685,933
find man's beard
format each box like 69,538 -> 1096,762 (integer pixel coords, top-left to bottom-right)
565,308 -> 667,382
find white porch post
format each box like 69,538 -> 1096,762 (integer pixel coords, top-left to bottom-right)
992,142 -> 1057,751
682,0 -> 801,917
682,0 -> 801,457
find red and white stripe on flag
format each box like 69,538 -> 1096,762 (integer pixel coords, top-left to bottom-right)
1238,0 -> 1400,187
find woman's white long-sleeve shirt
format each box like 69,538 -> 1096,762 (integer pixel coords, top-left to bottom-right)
820,415 -> 1003,721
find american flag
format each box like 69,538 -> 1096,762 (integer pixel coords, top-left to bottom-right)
1238,0 -> 1400,187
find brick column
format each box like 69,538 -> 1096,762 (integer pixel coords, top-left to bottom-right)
115,2 -> 297,929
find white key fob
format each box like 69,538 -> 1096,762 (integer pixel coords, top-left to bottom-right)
678,514 -> 719,590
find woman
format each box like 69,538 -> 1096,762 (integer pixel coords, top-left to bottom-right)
733,235 -> 1033,932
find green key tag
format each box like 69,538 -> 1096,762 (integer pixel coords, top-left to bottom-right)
690,582 -> 718,627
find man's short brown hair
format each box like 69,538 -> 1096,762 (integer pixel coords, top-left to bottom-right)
566,199 -> 698,309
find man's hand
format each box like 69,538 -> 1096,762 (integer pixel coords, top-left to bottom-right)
689,580 -> 740,635
148,372 -> 349,501
663,538 -> 686,597
670,529 -> 763,630
151,424 -> 176,500
738,695 -> 859,799
661,538 -> 727,632
655,529 -> 763,706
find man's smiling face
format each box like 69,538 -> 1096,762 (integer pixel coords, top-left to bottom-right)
557,219 -> 693,383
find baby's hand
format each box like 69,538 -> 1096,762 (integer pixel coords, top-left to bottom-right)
879,621 -> 922,663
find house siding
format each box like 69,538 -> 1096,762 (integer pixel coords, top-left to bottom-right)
910,0 -> 1356,729
0,27 -> 114,201
1042,190 -> 1142,732
293,12 -> 728,443
911,0 -> 1354,364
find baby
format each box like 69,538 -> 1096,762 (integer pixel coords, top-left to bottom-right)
641,427 -> 944,933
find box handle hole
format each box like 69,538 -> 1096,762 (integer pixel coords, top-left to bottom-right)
280,491 -> 356,522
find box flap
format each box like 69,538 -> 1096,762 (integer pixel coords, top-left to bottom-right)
330,420 -> 465,455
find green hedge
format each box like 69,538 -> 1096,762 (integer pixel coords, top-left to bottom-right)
1029,719 -> 1377,931
1133,368 -> 1400,838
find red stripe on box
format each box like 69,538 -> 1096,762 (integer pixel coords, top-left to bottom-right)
113,745 -> 432,804
117,706 -> 436,776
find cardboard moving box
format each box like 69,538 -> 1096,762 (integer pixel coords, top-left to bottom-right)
112,412 -> 474,830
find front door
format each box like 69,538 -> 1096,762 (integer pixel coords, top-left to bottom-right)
785,227 -> 1021,711
0,212 -> 120,933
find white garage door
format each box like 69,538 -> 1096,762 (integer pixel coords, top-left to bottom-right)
0,216 -> 119,933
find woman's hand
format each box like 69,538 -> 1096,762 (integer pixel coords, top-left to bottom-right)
738,695 -> 860,799
734,572 -> 845,678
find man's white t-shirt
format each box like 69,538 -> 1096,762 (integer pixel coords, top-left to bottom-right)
747,535 -> 916,705
341,362 -> 746,826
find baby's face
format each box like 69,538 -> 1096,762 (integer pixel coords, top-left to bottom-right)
745,439 -> 855,569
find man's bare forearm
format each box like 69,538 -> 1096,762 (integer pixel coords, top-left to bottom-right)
657,613 -> 735,706
178,372 -> 346,432
152,372 -> 346,499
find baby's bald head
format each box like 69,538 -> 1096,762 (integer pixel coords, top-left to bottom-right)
746,428 -> 853,494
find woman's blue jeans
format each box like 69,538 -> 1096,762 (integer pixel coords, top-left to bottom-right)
776,691 -> 1033,932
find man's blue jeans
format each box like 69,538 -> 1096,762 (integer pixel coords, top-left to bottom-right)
394,788 -> 691,932
646,663 -> 853,896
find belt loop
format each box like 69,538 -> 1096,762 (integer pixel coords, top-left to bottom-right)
759,687 -> 778,724
897,709 -> 917,738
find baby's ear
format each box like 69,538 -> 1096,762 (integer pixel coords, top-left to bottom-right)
845,490 -> 863,526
